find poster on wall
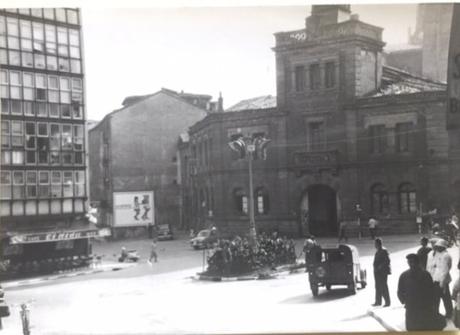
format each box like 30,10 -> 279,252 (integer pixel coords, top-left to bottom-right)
113,191 -> 155,227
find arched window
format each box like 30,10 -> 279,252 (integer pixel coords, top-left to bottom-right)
399,183 -> 416,213
371,183 -> 389,214
233,188 -> 247,214
255,187 -> 269,214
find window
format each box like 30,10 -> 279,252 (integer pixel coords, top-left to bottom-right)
70,59 -> 81,73
73,125 -> 84,151
1,99 -> 9,114
58,58 -> 69,72
62,125 -> 72,150
25,122 -> 36,150
24,101 -> 34,116
294,65 -> 305,92
50,151 -> 60,165
395,122 -> 412,153
44,9 -> 55,20
50,124 -> 60,150
11,121 -> 23,147
49,103 -> 59,118
32,22 -> 44,41
75,152 -> 84,165
233,188 -> 248,214
10,71 -> 21,99
0,50 -> 8,64
23,72 -> 34,100
35,54 -> 45,69
60,77 -> 70,103
26,171 -> 37,198
369,125 -> 386,154
38,171 -> 50,198
399,183 -> 416,214
1,151 -> 11,164
11,151 -> 24,165
309,63 -> 321,90
0,171 -> 11,199
47,55 -> 57,70
35,102 -> 47,117
63,171 -> 73,197
62,152 -> 73,165
45,25 -> 56,43
11,100 -> 22,115
256,188 -> 269,214
325,62 -> 336,88
7,18 -> 19,36
1,121 -> 9,148
56,9 -> 67,22
75,171 -> 85,196
51,171 -> 61,198
31,8 -> 43,18
12,171 -> 24,199
309,121 -> 325,151
26,150 -> 36,164
67,10 -> 79,25
371,184 -> 389,214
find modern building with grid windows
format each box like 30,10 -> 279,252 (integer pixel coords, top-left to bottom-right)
0,8 -> 100,277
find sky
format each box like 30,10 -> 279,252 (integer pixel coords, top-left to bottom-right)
80,4 -> 418,121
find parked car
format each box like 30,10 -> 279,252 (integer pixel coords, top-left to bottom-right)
306,244 -> 366,297
190,229 -> 218,250
157,224 -> 174,241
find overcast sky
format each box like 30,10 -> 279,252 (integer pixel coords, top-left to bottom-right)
80,4 -> 417,121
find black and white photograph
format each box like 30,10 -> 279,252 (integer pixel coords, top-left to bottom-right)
0,1 -> 460,333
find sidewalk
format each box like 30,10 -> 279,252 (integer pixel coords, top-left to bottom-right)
1,262 -> 137,289
368,305 -> 458,331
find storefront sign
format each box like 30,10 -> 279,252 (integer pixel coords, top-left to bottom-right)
113,191 -> 155,227
10,228 -> 111,244
447,3 -> 460,129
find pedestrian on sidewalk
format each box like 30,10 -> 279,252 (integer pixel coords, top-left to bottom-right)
338,220 -> 348,243
427,239 -> 453,319
368,217 -> 378,240
398,253 -> 444,331
148,238 -> 158,264
451,261 -> 460,328
372,238 -> 391,307
417,237 -> 432,270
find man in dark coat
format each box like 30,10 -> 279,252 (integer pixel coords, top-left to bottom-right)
398,253 -> 445,331
416,237 -> 432,270
372,238 -> 391,307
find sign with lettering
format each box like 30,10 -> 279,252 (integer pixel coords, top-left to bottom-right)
447,3 -> 460,129
10,228 -> 111,244
113,191 -> 154,227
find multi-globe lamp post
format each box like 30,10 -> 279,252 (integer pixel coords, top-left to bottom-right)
228,135 -> 271,246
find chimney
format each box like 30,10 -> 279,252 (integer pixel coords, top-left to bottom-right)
218,92 -> 223,112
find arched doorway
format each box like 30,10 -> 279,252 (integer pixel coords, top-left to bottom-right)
300,184 -> 338,236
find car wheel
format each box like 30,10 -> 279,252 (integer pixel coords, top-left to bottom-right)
326,284 -> 331,291
348,282 -> 356,295
310,283 -> 319,297
361,281 -> 367,289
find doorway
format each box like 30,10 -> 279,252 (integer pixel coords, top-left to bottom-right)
300,184 -> 338,236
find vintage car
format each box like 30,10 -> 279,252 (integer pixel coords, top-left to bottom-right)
157,224 -> 174,241
190,229 -> 218,250
306,244 -> 366,297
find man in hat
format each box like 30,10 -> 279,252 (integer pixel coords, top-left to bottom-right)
426,239 -> 453,319
398,253 -> 442,330
372,238 -> 391,307
417,237 -> 432,270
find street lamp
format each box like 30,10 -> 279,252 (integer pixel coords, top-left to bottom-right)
229,135 -> 271,245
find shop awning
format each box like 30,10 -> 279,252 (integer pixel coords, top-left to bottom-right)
9,228 -> 111,245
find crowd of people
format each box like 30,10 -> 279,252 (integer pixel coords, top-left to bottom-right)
373,234 -> 460,331
206,232 -> 297,275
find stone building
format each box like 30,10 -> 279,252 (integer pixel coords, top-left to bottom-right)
179,5 -> 457,237
89,88 -> 220,238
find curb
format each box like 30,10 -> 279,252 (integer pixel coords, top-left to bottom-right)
2,263 -> 136,289
193,263 -> 304,282
367,308 -> 401,332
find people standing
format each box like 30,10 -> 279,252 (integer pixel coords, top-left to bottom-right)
338,220 -> 348,243
417,237 -> 432,270
426,239 -> 453,319
372,238 -> 391,307
355,204 -> 362,239
148,238 -> 158,264
398,253 -> 443,331
452,261 -> 460,328
368,217 -> 378,240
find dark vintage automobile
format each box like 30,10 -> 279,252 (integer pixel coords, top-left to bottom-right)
306,244 -> 367,297
157,224 -> 174,241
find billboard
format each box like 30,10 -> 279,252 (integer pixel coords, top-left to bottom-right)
447,3 -> 460,129
113,191 -> 155,227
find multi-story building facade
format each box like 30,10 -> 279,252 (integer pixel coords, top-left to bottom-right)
0,8 -> 97,276
180,5 -> 457,237
89,88 -> 221,238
